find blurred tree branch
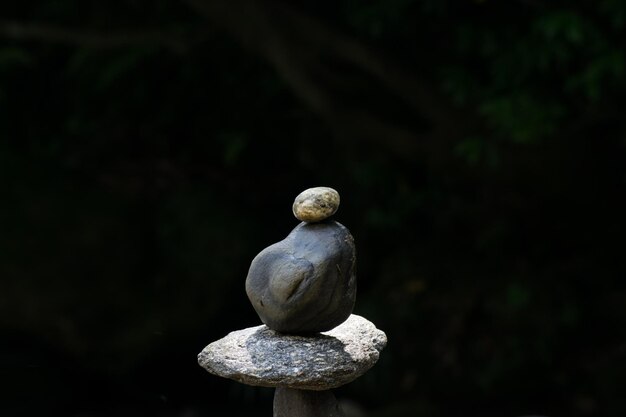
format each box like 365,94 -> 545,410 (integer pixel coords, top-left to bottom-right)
0,1 -> 477,161
182,0 -> 475,160
0,20 -> 190,53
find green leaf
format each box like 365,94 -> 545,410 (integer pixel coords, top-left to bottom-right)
506,282 -> 531,310
479,94 -> 565,144
96,48 -> 157,90
0,47 -> 33,70
217,131 -> 249,167
566,50 -> 626,100
533,11 -> 588,44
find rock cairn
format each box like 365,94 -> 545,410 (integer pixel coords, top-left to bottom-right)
198,187 -> 387,417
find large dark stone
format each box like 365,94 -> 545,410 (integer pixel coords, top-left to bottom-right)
245,220 -> 356,333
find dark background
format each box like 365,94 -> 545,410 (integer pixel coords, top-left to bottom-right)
1,1 -> 625,416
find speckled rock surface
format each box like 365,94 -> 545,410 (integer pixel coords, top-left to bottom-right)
245,220 -> 356,333
197,314 -> 387,390
293,187 -> 340,223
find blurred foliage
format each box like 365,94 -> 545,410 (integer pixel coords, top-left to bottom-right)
1,1 -> 626,417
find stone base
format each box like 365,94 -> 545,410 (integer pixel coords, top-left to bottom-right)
274,387 -> 345,417
198,314 -> 387,390
198,314 -> 387,415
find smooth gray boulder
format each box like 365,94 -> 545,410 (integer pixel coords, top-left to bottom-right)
197,314 -> 387,390
245,220 -> 356,333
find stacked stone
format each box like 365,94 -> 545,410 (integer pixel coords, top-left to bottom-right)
198,187 -> 387,417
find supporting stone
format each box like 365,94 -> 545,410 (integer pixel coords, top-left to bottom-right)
198,314 -> 387,390
273,387 -> 345,417
197,188 -> 386,416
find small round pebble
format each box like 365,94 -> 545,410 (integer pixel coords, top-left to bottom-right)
292,187 -> 340,223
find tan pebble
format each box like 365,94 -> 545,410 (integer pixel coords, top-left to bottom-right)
292,187 -> 340,222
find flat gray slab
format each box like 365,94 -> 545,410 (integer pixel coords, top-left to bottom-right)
198,314 -> 387,390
